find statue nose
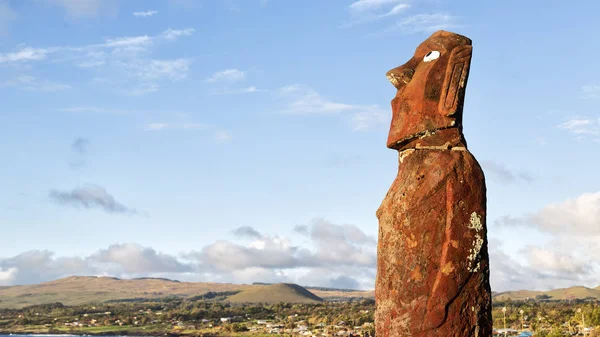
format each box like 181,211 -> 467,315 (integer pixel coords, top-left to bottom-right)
386,68 -> 415,89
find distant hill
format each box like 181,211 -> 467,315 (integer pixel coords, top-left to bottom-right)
494,286 -> 600,301
226,283 -> 323,304
252,283 -> 375,299
254,283 -> 363,293
132,277 -> 181,283
0,276 -> 364,309
493,290 -> 544,301
3,276 -> 597,309
0,276 -> 248,309
546,286 -> 600,299
311,289 -> 375,301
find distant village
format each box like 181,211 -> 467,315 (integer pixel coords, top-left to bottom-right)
52,311 -> 376,337
3,300 -> 600,337
0,300 -> 377,337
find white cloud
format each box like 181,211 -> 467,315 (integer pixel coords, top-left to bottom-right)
0,27 -> 194,65
144,123 -> 208,131
77,51 -> 107,68
128,83 -> 160,96
127,58 -> 193,81
379,3 -> 410,17
4,217 -> 599,291
0,75 -> 71,91
242,86 -> 259,93
278,84 -> 301,93
0,47 -> 49,63
215,130 -> 233,143
351,108 -> 389,131
559,119 -> 593,132
393,13 -> 459,34
305,218 -> 376,267
0,250 -> 92,285
185,218 -> 376,274
205,68 -> 246,82
91,243 -> 191,274
582,85 -> 600,99
528,191 -> 600,235
487,239 -> 599,292
526,246 -> 590,275
342,0 -> 410,27
492,191 -> 600,291
496,191 -> 600,236
349,0 -> 405,13
212,86 -> 261,95
0,28 -> 195,95
0,245 -> 192,286
159,28 -> 195,40
0,267 -> 17,283
103,35 -> 151,48
281,86 -> 356,115
558,118 -> 600,138
278,84 -> 389,131
277,85 -> 355,115
193,237 -> 315,271
133,10 -> 158,17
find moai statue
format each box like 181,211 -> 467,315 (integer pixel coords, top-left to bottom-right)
375,31 -> 492,337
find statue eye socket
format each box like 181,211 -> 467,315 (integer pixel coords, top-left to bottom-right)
423,51 -> 440,62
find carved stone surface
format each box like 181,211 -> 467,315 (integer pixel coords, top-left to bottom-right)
375,30 -> 492,337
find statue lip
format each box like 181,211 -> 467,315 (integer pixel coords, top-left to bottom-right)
386,74 -> 402,88
386,73 -> 411,90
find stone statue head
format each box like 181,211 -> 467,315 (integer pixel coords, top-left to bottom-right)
385,30 -> 472,150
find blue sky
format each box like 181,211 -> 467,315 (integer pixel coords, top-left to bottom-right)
1,0 -> 599,291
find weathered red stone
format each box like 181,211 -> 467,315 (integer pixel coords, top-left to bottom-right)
375,30 -> 492,337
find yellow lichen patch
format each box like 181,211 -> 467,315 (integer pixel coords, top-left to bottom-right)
468,212 -> 483,231
466,212 -> 484,272
441,262 -> 455,275
411,266 -> 423,281
406,233 -> 418,248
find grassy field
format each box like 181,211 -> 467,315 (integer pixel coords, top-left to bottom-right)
0,323 -> 281,337
1,324 -> 210,336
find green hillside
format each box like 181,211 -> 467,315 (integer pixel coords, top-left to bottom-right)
0,276 -> 248,309
0,277 -> 362,309
493,286 -> 600,301
3,276 -> 598,309
493,290 -> 544,301
226,283 -> 323,304
545,286 -> 600,299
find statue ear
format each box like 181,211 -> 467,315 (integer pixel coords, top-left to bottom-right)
438,45 -> 472,116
